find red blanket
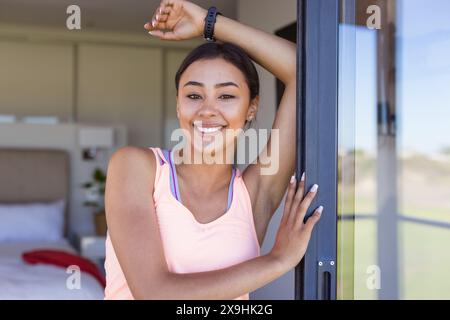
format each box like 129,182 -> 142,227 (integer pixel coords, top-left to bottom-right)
23,250 -> 106,288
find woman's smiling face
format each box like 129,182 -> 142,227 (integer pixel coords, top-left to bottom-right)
176,58 -> 258,158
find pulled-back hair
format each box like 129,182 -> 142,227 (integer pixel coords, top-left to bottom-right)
175,42 -> 260,102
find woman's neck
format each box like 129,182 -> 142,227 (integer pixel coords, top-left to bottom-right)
172,146 -> 234,194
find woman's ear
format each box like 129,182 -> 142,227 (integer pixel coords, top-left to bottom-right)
246,96 -> 259,121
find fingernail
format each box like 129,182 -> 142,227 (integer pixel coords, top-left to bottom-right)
152,20 -> 156,27
156,13 -> 159,20
317,206 -> 324,215
301,172 -> 305,181
290,175 -> 296,184
148,31 -> 154,35
310,184 -> 319,192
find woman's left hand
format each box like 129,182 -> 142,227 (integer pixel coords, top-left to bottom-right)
144,0 -> 207,41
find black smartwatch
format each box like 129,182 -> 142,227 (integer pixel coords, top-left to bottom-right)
203,7 -> 222,42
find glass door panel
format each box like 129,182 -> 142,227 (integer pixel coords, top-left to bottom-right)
337,0 -> 450,299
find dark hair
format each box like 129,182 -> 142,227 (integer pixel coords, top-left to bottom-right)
175,42 -> 260,102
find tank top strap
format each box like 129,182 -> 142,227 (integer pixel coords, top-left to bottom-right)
162,148 -> 181,203
148,147 -> 167,191
227,166 -> 237,210
148,147 -> 166,165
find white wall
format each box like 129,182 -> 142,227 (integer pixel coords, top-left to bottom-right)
237,0 -> 297,300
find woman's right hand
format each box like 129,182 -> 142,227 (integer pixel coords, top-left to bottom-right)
269,174 -> 323,271
144,0 -> 208,41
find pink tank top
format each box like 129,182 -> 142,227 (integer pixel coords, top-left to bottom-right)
104,147 -> 261,299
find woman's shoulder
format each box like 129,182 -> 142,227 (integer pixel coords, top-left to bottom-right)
110,145 -> 159,162
108,146 -> 160,180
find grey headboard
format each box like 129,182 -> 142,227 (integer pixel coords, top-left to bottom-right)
0,148 -> 70,235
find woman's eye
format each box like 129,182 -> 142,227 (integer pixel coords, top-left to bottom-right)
186,94 -> 235,100
220,95 -> 235,100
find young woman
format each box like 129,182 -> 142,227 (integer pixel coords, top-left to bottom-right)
104,0 -> 323,300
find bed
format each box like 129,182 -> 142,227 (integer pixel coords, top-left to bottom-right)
0,149 -> 104,299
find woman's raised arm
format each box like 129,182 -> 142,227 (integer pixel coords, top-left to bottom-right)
145,0 -> 295,83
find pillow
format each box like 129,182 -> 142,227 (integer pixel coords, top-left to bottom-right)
0,199 -> 65,242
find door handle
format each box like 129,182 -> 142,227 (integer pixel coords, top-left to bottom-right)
317,259 -> 336,300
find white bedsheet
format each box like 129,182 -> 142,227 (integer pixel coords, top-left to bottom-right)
0,239 -> 104,300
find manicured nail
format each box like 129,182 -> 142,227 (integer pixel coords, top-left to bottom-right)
156,13 -> 159,20
301,172 -> 305,181
310,184 -> 318,193
290,175 -> 296,184
152,19 -> 156,27
148,31 -> 154,35
316,206 -> 323,215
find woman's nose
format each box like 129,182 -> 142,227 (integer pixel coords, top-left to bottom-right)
197,102 -> 218,117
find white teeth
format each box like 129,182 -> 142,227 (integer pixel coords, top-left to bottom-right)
195,126 -> 223,134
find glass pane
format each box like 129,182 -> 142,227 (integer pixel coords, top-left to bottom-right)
337,0 -> 450,300
397,1 -> 450,223
401,222 -> 450,299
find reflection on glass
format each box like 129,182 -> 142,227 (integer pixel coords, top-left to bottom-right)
337,0 -> 450,300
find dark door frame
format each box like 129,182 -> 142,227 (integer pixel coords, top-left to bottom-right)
295,0 -> 339,300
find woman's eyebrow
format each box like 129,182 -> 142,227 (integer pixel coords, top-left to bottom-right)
183,81 -> 240,89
